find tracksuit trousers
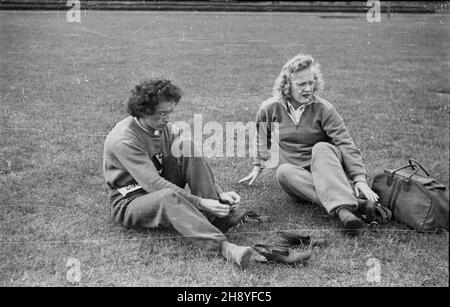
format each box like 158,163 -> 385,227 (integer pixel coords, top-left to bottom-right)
114,149 -> 227,254
275,142 -> 358,215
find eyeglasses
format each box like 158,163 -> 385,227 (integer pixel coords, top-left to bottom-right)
294,80 -> 315,91
158,107 -> 176,117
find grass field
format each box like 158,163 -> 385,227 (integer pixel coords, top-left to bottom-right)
0,10 -> 449,287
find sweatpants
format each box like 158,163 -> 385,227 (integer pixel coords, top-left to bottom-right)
275,142 -> 358,215
113,145 -> 227,254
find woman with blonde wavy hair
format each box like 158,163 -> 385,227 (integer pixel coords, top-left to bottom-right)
240,54 -> 379,233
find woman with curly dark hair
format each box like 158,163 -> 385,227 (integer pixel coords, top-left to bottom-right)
240,54 -> 379,233
103,78 -> 253,268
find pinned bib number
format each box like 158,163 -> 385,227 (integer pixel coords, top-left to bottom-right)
117,183 -> 143,196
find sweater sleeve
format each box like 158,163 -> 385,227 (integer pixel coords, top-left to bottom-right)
252,106 -> 272,168
322,106 -> 367,182
113,139 -> 202,208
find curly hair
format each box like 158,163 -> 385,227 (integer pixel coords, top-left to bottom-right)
126,79 -> 182,117
272,53 -> 324,104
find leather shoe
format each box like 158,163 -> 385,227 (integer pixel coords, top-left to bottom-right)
337,207 -> 363,234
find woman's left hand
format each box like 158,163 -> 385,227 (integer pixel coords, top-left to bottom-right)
354,181 -> 379,202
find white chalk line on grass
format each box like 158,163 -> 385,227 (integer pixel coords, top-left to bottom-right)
0,229 -> 447,245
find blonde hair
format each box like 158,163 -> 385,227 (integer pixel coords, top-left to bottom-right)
273,53 -> 324,103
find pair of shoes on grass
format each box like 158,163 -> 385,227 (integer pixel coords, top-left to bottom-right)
253,244 -> 311,265
252,232 -> 327,265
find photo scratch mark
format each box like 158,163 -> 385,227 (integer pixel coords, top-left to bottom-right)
84,41 -> 114,60
134,25 -> 146,34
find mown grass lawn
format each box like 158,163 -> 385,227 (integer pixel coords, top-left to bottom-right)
0,10 -> 448,287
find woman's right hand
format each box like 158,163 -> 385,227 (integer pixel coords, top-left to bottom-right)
199,198 -> 230,218
239,166 -> 262,185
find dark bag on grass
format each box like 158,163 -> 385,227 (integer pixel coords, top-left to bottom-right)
371,158 -> 449,231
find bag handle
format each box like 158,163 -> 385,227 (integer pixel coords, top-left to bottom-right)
391,158 -> 430,177
408,158 -> 430,177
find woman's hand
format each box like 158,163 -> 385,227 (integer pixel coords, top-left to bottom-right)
199,198 -> 230,218
219,191 -> 241,209
354,181 -> 379,202
239,166 -> 262,185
